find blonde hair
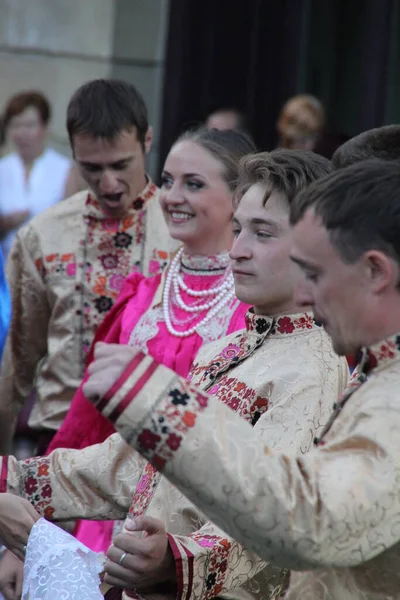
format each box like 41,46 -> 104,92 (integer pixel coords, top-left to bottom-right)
277,94 -> 325,144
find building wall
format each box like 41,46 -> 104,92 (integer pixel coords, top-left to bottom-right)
0,0 -> 168,175
111,0 -> 169,176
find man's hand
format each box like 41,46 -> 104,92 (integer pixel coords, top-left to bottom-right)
83,342 -> 140,403
0,550 -> 23,600
104,516 -> 176,590
0,494 -> 39,560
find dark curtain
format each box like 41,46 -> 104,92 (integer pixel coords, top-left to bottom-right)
158,0 -> 396,177
157,0 -> 306,177
302,0 -> 395,137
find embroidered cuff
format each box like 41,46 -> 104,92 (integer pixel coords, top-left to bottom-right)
107,365 -> 210,470
167,533 -> 194,600
167,531 -> 233,600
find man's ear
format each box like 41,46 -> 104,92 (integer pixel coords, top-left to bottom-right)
144,126 -> 153,154
364,250 -> 398,294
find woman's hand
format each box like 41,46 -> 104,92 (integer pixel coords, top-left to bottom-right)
83,342 -> 140,403
0,550 -> 23,600
104,516 -> 176,590
0,494 -> 40,560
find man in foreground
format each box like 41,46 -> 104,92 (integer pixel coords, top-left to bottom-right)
0,150 -> 348,600
84,159 -> 400,599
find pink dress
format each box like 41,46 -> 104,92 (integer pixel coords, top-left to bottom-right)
48,252 -> 248,552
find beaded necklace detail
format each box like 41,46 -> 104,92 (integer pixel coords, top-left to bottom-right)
163,248 -> 235,338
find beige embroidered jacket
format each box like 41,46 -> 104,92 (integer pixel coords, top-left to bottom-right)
0,180 -> 177,451
1,311 -> 348,600
89,334 -> 400,599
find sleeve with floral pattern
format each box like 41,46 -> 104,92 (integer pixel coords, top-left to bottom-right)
95,355 -> 400,572
0,433 -> 145,522
164,358 -> 345,600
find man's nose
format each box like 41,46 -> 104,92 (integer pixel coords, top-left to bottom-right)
99,170 -> 118,192
229,232 -> 252,261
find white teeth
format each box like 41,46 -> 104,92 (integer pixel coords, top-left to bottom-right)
170,212 -> 194,221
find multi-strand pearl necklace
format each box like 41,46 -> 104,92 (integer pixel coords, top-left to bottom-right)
163,248 -> 235,337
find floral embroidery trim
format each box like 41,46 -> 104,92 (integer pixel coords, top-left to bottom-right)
208,375 -> 269,426
364,335 -> 400,372
35,253 -> 77,278
315,334 -> 400,447
75,180 -> 167,362
129,462 -> 162,519
245,310 -> 319,336
192,534 -> 230,599
19,457 -> 55,520
84,180 -> 157,218
189,310 -> 320,392
126,378 -> 209,469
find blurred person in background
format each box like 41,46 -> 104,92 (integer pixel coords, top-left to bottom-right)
277,94 -> 325,152
0,91 -> 74,260
206,107 -> 247,131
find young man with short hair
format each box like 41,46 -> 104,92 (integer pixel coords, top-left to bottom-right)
0,79 -> 177,455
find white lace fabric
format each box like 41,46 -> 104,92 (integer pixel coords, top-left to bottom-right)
23,518 -> 105,599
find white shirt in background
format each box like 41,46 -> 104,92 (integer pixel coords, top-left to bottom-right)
0,149 -> 71,258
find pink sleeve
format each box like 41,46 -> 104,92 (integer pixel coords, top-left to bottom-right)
226,301 -> 249,335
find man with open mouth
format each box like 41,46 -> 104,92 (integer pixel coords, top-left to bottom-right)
0,78 -> 178,462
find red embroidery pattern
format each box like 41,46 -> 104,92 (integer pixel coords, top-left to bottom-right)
189,311 -> 319,391
208,376 -> 269,425
245,311 -> 317,336
368,339 -> 397,366
189,332 -> 265,390
20,457 -> 54,520
129,462 -> 161,518
82,183 -> 166,333
133,379 -> 209,468
190,533 -> 231,598
272,313 -> 317,335
312,337 -> 400,447
35,253 -> 77,278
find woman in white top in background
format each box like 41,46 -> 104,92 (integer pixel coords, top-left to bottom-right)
0,90 -> 81,259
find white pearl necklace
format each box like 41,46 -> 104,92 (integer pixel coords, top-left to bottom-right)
163,249 -> 235,337
177,272 -> 232,297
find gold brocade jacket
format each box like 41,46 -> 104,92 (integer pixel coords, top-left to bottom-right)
0,179 -> 178,451
2,310 -> 348,600
90,333 -> 400,599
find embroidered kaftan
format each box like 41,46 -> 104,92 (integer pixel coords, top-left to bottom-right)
87,333 -> 400,599
1,310 -> 348,600
0,179 -> 178,452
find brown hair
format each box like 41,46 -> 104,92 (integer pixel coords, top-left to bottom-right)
332,125 -> 400,169
66,79 -> 148,150
277,94 -> 324,145
235,149 -> 332,207
290,159 -> 400,268
174,127 -> 257,191
4,91 -> 51,127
